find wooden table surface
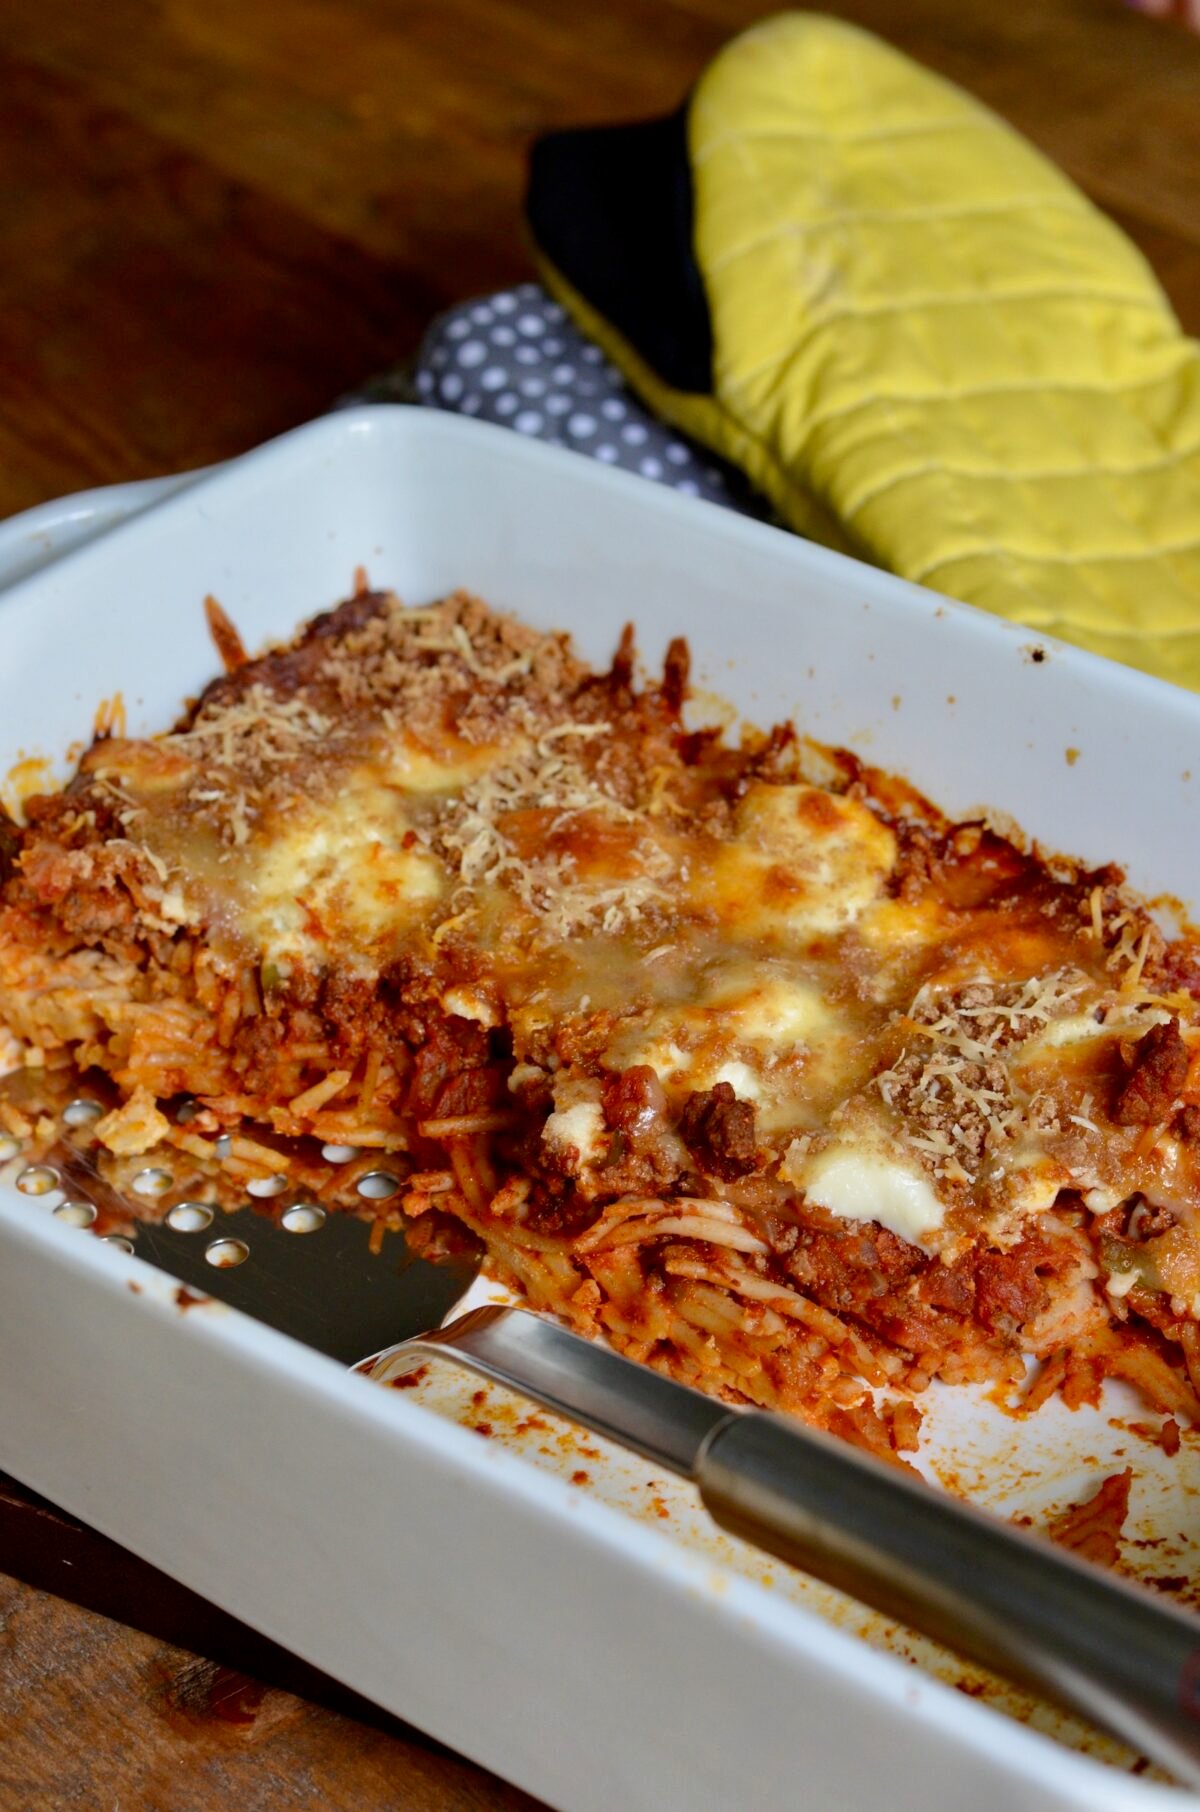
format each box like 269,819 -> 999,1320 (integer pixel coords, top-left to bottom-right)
2,1 -> 1200,1806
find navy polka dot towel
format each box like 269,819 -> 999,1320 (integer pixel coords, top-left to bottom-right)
352,283 -> 767,519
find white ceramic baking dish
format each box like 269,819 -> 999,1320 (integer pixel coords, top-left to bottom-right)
1,406 -> 1197,1812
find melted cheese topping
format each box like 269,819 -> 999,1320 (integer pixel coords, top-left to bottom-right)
708,968 -> 834,1045
62,591 -> 1200,1257
243,777 -> 447,961
544,1097 -> 607,1163
691,784 -> 897,941
378,731 -> 509,794
605,964 -> 853,1136
787,1136 -> 946,1246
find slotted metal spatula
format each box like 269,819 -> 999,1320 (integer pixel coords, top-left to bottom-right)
14,1118 -> 1200,1786
41,1131 -> 479,1365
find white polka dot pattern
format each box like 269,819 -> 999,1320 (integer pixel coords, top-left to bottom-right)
390,284 -> 766,516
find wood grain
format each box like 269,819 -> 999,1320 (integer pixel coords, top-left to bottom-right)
1,1 -> 1198,1806
0,50 -> 427,515
0,1566 -> 543,1810
0,0 -> 1195,518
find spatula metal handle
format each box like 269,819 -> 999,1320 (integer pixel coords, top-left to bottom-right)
364,1306 -> 1200,1784
697,1412 -> 1200,1786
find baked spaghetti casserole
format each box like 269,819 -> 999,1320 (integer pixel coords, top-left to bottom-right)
5,585 -> 1200,1462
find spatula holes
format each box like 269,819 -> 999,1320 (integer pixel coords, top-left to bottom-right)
246,1174 -> 288,1198
63,1099 -> 103,1128
356,1170 -> 400,1200
16,1165 -> 59,1196
205,1237 -> 249,1268
281,1203 -> 325,1233
167,1202 -> 214,1234
54,1201 -> 98,1227
132,1167 -> 173,1198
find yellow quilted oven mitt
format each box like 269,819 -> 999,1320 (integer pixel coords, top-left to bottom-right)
530,13 -> 1200,688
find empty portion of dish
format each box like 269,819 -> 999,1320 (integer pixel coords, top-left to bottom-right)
4,585 -> 1200,1462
